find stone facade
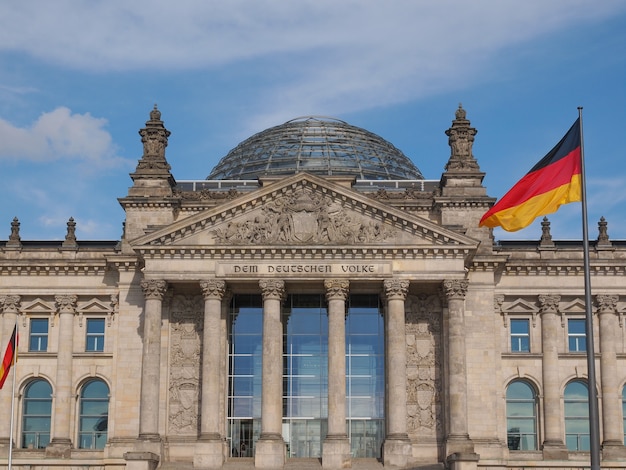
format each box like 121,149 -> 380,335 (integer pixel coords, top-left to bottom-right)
0,106 -> 625,470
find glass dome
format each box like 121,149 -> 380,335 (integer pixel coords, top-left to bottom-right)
207,116 -> 424,180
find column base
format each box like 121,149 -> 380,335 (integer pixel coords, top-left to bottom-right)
124,451 -> 160,470
46,438 -> 72,458
382,435 -> 411,468
255,436 -> 286,469
542,440 -> 568,460
445,434 -> 474,456
447,452 -> 480,470
602,440 -> 626,460
322,435 -> 351,469
194,438 -> 226,469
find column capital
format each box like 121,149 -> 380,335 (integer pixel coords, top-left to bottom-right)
200,279 -> 226,300
442,279 -> 468,301
259,279 -> 285,301
324,279 -> 349,302
55,294 -> 77,314
140,279 -> 168,300
383,279 -> 409,301
596,294 -> 619,314
538,294 -> 560,314
0,295 -> 21,314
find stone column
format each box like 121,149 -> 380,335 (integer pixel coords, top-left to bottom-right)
195,280 -> 227,469
139,279 -> 168,441
323,279 -> 351,469
382,279 -> 411,468
255,279 -> 286,469
596,294 -> 626,458
0,296 -> 20,451
442,280 -> 476,463
538,294 -> 568,459
47,295 -> 77,457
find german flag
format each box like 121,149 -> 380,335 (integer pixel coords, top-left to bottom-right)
0,324 -> 18,389
479,119 -> 582,232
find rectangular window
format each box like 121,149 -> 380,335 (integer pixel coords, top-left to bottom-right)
510,319 -> 530,353
568,319 -> 586,352
29,318 -> 49,352
86,319 -> 105,352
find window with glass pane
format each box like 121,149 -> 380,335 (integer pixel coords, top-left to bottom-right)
510,319 -> 530,352
228,294 -> 263,458
86,318 -> 105,352
568,319 -> 586,352
346,294 -> 385,459
29,318 -> 48,352
282,294 -> 328,459
564,381 -> 590,451
21,380 -> 52,449
506,381 -> 537,450
78,379 -> 109,449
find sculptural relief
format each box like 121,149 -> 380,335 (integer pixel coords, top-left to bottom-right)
211,188 -> 394,245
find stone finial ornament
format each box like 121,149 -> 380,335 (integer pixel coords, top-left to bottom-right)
62,217 -> 78,249
597,216 -> 612,247
540,217 -> 554,248
6,217 -> 22,248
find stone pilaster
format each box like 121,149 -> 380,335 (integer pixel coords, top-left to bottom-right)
596,295 -> 626,458
382,279 -> 411,468
0,296 -> 20,451
538,294 -> 568,459
255,279 -> 286,469
442,280 -> 476,463
195,280 -> 227,469
138,279 -> 168,443
47,294 -> 77,457
323,279 -> 351,469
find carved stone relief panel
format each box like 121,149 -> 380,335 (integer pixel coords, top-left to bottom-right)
168,295 -> 203,436
405,294 -> 443,440
210,187 -> 394,245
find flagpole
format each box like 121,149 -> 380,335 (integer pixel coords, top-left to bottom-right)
7,325 -> 17,470
578,107 -> 601,470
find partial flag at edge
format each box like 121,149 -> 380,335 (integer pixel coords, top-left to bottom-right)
479,118 -> 582,232
0,324 -> 18,389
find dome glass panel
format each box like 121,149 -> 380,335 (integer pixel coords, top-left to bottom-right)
208,117 -> 424,180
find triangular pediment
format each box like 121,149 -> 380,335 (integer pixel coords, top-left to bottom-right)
132,173 -> 478,254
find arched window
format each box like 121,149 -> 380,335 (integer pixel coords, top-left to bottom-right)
564,381 -> 590,451
506,380 -> 538,450
22,379 -> 52,449
78,379 -> 109,449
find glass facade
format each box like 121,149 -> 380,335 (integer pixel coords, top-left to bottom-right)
227,292 -> 385,459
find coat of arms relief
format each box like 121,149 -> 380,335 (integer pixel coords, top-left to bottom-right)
405,294 -> 443,439
211,188 -> 394,245
168,295 -> 203,435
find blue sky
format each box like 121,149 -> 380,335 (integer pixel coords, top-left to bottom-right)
1,1 -> 625,242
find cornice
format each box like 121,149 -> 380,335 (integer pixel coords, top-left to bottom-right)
135,245 -> 474,261
503,261 -> 626,276
0,261 -> 107,276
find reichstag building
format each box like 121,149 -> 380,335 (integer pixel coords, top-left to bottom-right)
1,105 -> 625,470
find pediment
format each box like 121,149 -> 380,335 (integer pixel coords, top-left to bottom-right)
504,299 -> 540,315
132,173 -> 478,253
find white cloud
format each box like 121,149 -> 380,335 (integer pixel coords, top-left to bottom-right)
0,107 -> 127,167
